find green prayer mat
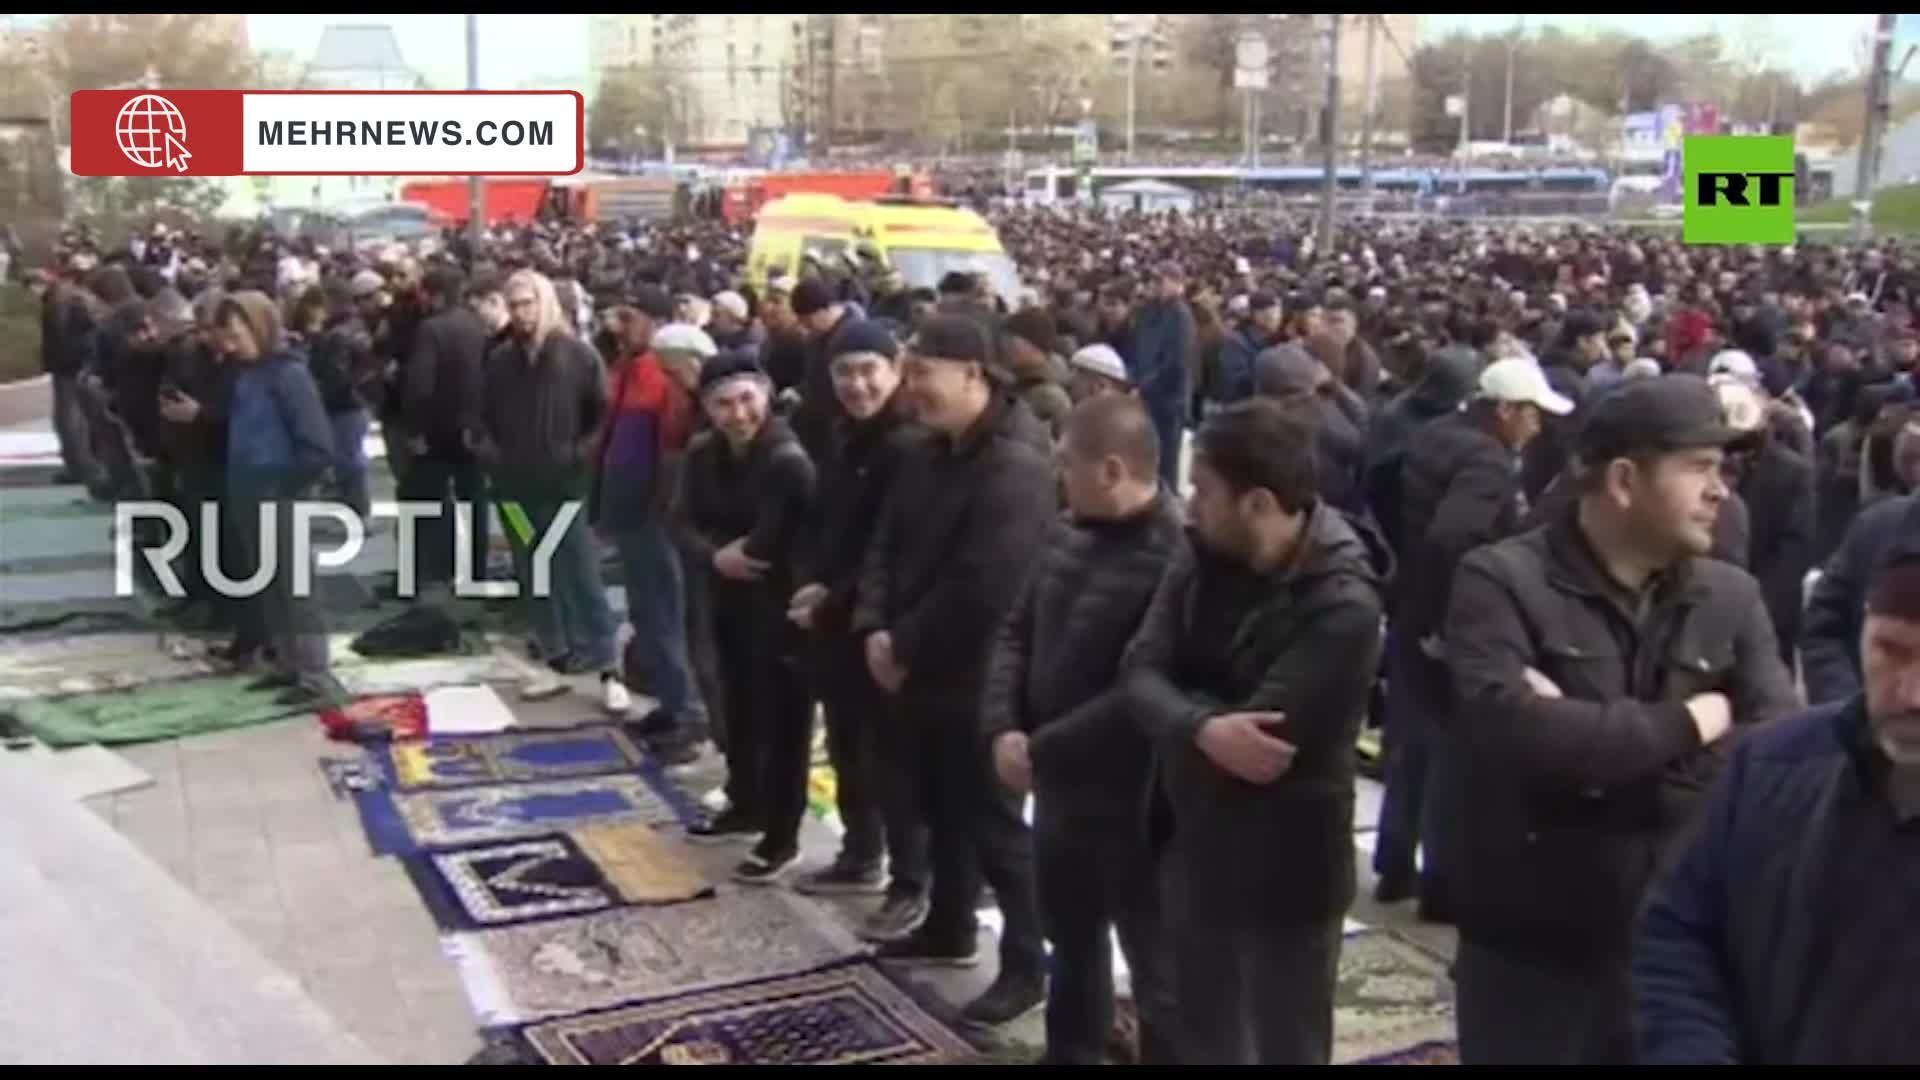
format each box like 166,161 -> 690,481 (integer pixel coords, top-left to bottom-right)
10,674 -> 307,748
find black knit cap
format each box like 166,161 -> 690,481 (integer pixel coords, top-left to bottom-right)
631,285 -> 673,321
1003,307 -> 1060,355
831,319 -> 899,361
790,278 -> 834,317
909,313 -> 994,366
696,348 -> 768,397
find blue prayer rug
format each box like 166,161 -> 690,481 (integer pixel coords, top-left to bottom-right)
352,766 -> 701,856
377,724 -> 647,790
514,964 -> 976,1065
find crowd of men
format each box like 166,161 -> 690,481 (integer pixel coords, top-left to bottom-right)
23,205 -> 1920,1063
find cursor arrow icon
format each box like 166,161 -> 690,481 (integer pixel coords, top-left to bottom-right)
164,132 -> 191,173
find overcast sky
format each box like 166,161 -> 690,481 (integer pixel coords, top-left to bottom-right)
227,14 -> 1912,91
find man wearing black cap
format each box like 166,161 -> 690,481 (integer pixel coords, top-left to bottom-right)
1521,307 -> 1609,499
1442,374 -> 1799,1064
852,313 -> 1055,1027
787,278 -> 853,464
670,350 -> 817,883
1634,550 -> 1920,1063
787,320 -> 933,943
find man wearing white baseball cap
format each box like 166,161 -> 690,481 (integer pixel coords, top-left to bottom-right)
1378,356 -> 1570,919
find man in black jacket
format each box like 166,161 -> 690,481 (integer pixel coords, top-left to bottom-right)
853,314 -> 1056,1028
1375,357 -> 1569,911
787,278 -> 855,464
1633,552 -> 1920,1064
1442,374 -> 1800,1065
1121,399 -> 1389,1065
671,350 -> 817,884
400,265 -> 492,596
984,395 -> 1183,1064
1803,492 -> 1920,704
1715,377 -> 1816,669
1521,309 -> 1607,499
787,321 -> 932,945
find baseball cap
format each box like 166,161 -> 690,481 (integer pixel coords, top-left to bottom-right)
909,314 -> 993,366
1478,358 -> 1575,416
1708,349 -> 1760,382
652,323 -> 717,359
1069,344 -> 1130,385
631,285 -> 674,321
712,290 -> 749,321
1577,374 -> 1747,464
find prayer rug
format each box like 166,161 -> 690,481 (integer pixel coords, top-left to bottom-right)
318,693 -> 427,744
408,835 -> 618,930
566,820 -> 711,905
10,674 -> 303,748
353,769 -> 701,856
380,724 -> 645,790
516,963 -> 975,1065
1333,930 -> 1456,1065
443,888 -> 870,1025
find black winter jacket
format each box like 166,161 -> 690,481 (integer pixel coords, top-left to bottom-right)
1397,408 -> 1525,640
671,418 -> 816,652
852,393 -> 1056,695
982,492 -> 1185,820
795,395 -> 921,637
1121,503 -> 1389,928
1728,437 -> 1816,664
1634,698 -> 1920,1064
1802,493 -> 1920,705
1443,505 -> 1799,972
476,331 -> 607,499
405,306 -> 490,450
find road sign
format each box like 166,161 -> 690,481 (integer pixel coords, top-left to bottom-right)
1234,32 -> 1269,91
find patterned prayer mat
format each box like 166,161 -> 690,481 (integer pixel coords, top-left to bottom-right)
443,887 -> 870,1026
517,964 -> 975,1065
567,821 -> 712,906
405,825 -> 711,931
409,835 -> 620,930
353,769 -> 701,856
381,724 -> 645,790
1334,930 -> 1456,1065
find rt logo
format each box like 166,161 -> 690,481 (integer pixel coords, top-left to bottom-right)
1683,135 -> 1794,246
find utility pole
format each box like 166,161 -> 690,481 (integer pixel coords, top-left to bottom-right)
1502,19 -> 1519,145
1359,14 -> 1377,203
1854,12 -> 1897,241
465,14 -> 483,249
1318,13 -> 1341,258
1126,28 -> 1141,162
1460,62 -> 1472,159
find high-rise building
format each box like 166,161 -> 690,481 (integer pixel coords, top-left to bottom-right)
587,14 -> 664,87
655,14 -> 805,149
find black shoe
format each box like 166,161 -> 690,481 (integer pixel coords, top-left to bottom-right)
732,847 -> 800,886
247,672 -> 297,692
795,859 -> 886,897
859,893 -> 931,943
635,706 -> 677,739
1372,872 -> 1416,905
960,972 -> 1046,1028
685,808 -> 761,845
551,653 -> 598,676
875,928 -> 979,969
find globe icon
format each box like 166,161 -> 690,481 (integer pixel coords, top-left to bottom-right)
115,94 -> 189,169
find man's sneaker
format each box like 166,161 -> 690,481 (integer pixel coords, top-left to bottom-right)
795,860 -> 886,897
519,670 -> 567,701
685,808 -> 761,845
960,972 -> 1046,1028
875,928 -> 978,969
732,847 -> 800,886
601,674 -> 633,717
859,893 -> 931,943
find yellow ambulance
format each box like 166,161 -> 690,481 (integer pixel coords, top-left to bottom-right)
746,194 -> 1021,305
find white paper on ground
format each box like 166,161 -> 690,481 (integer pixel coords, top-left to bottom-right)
423,683 -> 517,735
338,653 -> 514,697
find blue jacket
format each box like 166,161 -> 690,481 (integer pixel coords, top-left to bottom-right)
1127,298 -> 1192,400
1802,494 -> 1919,704
1633,699 -> 1920,1064
226,349 -> 334,498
